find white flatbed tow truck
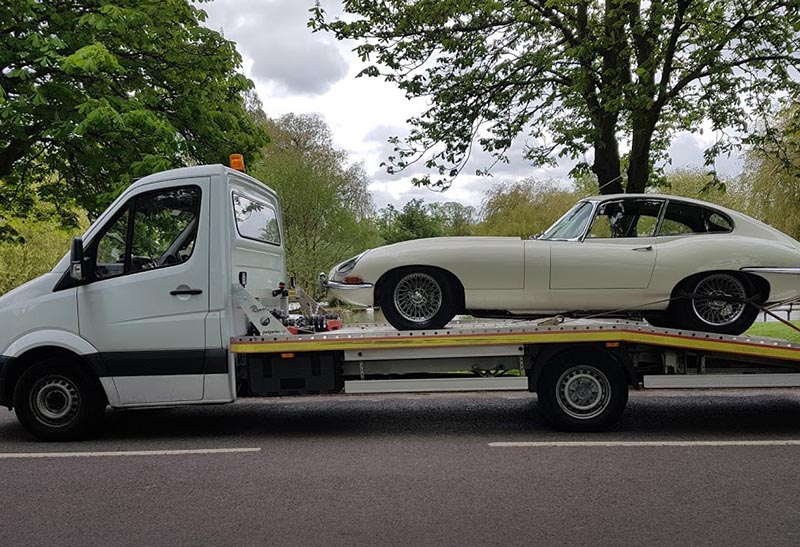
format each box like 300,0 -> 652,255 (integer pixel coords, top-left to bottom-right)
1,161 -> 799,440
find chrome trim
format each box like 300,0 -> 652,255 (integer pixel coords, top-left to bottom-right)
326,280 -> 374,290
319,273 -> 373,290
741,267 -> 800,275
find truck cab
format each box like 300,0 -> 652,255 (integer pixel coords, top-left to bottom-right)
0,165 -> 285,439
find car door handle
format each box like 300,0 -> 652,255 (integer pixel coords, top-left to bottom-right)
170,288 -> 203,296
631,246 -> 653,252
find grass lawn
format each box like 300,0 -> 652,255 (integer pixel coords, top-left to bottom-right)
746,321 -> 800,343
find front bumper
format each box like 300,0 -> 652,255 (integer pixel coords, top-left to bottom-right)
319,272 -> 374,291
319,273 -> 375,307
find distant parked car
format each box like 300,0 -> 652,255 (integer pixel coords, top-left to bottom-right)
323,194 -> 800,335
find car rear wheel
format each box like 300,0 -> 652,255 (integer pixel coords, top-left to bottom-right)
670,273 -> 759,335
379,268 -> 458,330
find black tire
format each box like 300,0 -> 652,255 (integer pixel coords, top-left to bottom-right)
379,267 -> 459,330
669,273 -> 759,335
13,358 -> 106,441
536,349 -> 628,432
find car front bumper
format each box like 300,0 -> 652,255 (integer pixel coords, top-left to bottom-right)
319,273 -> 375,307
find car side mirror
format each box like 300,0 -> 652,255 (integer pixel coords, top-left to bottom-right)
69,237 -> 86,281
529,232 -> 543,240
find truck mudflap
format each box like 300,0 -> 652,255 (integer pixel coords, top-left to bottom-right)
0,355 -> 12,407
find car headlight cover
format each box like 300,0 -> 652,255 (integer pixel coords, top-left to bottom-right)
335,251 -> 367,275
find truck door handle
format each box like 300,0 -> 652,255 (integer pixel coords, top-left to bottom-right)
632,246 -> 653,252
170,288 -> 203,296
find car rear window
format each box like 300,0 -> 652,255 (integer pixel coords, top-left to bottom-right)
658,201 -> 733,236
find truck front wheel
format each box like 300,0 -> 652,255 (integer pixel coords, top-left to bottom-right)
13,358 -> 106,441
536,349 -> 628,432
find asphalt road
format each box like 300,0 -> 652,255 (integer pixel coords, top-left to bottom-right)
1,390 -> 800,546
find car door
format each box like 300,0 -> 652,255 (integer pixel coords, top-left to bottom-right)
550,198 -> 664,290
77,179 -> 210,404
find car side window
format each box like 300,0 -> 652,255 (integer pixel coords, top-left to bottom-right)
587,199 -> 664,238
91,186 -> 201,280
658,202 -> 733,236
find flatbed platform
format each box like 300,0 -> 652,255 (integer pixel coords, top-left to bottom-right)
232,319 -> 800,365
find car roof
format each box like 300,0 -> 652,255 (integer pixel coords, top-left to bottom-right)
581,193 -> 731,210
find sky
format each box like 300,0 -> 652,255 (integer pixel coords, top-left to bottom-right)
200,0 -> 744,210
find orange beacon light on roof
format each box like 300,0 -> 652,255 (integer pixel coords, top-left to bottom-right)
229,154 -> 245,172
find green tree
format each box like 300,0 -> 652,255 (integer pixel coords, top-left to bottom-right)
477,179 -> 577,237
0,0 -> 266,241
251,113 -> 380,295
312,1 -> 800,194
428,201 -> 477,236
377,199 -> 448,243
739,104 -> 800,239
0,205 -> 84,295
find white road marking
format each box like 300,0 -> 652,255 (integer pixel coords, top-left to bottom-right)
0,447 -> 261,459
490,440 -> 800,448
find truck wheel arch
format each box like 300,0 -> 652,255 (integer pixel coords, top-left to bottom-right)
2,346 -> 111,410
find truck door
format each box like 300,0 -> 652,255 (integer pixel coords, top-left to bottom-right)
77,178 -> 210,404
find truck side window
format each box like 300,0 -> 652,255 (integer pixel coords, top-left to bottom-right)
95,209 -> 130,279
91,186 -> 201,280
233,193 -> 281,245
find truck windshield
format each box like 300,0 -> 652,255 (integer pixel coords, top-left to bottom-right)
539,201 -> 594,240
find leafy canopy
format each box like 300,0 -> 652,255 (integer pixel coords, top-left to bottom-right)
251,113 -> 380,296
0,0 -> 267,240
312,1 -> 800,194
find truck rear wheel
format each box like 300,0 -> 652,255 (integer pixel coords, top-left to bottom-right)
536,349 -> 628,432
13,358 -> 106,441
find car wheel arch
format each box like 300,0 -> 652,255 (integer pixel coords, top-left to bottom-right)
375,265 -> 466,314
669,270 -> 769,305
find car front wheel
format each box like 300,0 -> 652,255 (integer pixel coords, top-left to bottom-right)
379,268 -> 458,330
671,273 -> 759,335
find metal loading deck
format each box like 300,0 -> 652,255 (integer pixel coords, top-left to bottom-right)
231,319 -> 800,365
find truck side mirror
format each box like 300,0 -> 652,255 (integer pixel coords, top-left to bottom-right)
70,237 -> 86,281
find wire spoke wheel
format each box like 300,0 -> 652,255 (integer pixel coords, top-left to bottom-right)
393,272 -> 443,323
691,274 -> 747,327
555,365 -> 612,420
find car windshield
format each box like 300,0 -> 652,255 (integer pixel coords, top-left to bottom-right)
539,201 -> 594,240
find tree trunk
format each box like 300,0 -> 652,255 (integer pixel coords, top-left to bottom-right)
591,115 -> 623,195
626,115 -> 656,194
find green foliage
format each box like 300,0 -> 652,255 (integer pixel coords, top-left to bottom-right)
0,0 -> 267,240
377,199 -> 445,243
251,114 -> 380,296
313,1 -> 800,194
739,103 -> 800,240
0,207 -> 83,295
477,179 -> 578,237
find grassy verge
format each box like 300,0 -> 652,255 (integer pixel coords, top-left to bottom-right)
746,321 -> 800,343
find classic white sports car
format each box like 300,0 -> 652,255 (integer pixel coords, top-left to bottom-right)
322,194 -> 800,334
